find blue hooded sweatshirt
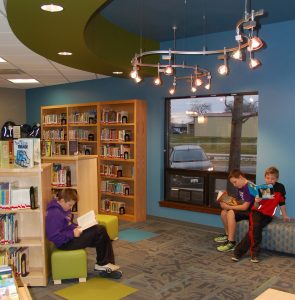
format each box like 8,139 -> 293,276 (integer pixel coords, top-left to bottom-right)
45,199 -> 77,247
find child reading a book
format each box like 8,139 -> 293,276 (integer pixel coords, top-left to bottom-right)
214,169 -> 255,252
45,189 -> 122,277
232,166 -> 289,263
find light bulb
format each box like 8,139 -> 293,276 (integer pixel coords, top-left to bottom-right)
153,77 -> 162,86
218,64 -> 229,75
164,66 -> 174,76
130,69 -> 138,79
191,86 -> 197,93
248,37 -> 263,51
232,49 -> 243,60
195,78 -> 203,86
169,87 -> 175,95
249,58 -> 261,69
135,76 -> 142,83
204,83 -> 211,90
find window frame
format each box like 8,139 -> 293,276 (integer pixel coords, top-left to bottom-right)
161,91 -> 258,214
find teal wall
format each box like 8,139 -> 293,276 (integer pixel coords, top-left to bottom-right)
27,20 -> 295,227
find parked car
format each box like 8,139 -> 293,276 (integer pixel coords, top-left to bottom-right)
169,144 -> 213,189
170,144 -> 213,171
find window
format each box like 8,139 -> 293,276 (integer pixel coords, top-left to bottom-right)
162,92 -> 258,213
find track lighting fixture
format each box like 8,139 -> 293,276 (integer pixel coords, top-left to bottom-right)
130,1 -> 265,95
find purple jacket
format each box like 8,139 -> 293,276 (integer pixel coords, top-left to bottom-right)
45,199 -> 77,247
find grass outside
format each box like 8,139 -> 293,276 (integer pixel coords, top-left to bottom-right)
170,135 -> 257,155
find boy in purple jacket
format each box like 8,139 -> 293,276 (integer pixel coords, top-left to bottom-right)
45,189 -> 121,278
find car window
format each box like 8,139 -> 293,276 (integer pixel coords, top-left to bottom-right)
172,149 -> 208,162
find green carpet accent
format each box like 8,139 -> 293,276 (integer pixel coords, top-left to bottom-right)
6,0 -> 158,77
54,277 -> 137,300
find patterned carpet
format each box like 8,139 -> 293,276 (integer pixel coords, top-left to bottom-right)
29,216 -> 295,300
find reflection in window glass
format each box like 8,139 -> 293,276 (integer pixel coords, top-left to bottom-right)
165,93 -> 258,209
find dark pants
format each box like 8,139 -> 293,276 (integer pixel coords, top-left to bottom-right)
59,225 -> 115,265
234,210 -> 272,258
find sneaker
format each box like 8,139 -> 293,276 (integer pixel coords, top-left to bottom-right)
214,234 -> 228,243
231,256 -> 240,262
94,263 -> 120,272
98,270 -> 123,279
250,257 -> 260,263
217,241 -> 236,252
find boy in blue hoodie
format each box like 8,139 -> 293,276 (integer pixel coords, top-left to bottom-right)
45,189 -> 121,277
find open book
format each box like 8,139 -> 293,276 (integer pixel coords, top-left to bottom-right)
248,182 -> 274,199
216,191 -> 243,206
77,210 -> 98,231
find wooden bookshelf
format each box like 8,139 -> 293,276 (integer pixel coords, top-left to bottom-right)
0,164 -> 52,286
41,100 -> 146,222
41,155 -> 98,216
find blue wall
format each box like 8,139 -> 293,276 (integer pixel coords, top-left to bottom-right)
27,20 -> 295,227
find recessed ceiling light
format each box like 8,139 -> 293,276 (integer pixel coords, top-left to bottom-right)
58,51 -> 72,56
0,57 -> 7,63
41,4 -> 63,12
112,71 -> 123,75
8,79 -> 40,84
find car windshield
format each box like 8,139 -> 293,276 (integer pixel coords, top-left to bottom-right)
173,149 -> 208,162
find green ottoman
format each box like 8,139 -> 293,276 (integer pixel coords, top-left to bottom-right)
51,248 -> 87,284
96,214 -> 119,240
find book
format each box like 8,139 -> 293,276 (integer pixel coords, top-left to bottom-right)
216,191 -> 243,206
248,182 -> 274,199
0,141 -> 9,168
77,210 -> 98,231
14,139 -> 34,168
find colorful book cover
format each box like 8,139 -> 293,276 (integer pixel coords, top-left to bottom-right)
13,139 -> 34,168
248,182 -> 274,199
216,191 -> 243,206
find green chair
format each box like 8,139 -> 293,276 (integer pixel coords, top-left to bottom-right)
96,214 -> 119,240
51,248 -> 87,284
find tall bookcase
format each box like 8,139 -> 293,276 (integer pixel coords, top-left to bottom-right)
41,100 -> 146,222
0,164 -> 52,286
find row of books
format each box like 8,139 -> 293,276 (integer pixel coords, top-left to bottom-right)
0,214 -> 18,245
0,247 -> 29,277
100,145 -> 131,159
0,184 -> 37,210
100,164 -> 123,177
68,110 -> 97,124
69,129 -> 95,141
43,129 -> 66,140
101,198 -> 126,214
101,109 -> 129,124
52,164 -> 72,187
43,113 -> 66,125
101,180 -> 131,195
101,129 -> 132,142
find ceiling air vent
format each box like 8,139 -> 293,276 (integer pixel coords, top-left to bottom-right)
0,69 -> 24,74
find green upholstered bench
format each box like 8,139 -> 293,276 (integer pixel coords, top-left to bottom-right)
236,217 -> 295,255
96,214 -> 119,240
51,248 -> 87,284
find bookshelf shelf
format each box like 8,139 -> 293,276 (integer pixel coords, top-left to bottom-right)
0,164 -> 52,286
100,157 -> 135,163
100,175 -> 134,181
101,123 -> 135,127
101,192 -> 134,200
0,208 -> 41,214
101,141 -> 134,145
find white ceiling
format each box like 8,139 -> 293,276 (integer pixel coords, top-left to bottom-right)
0,1 -> 107,89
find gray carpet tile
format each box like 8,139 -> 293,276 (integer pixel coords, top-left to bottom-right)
29,216 -> 295,300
